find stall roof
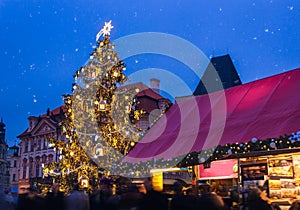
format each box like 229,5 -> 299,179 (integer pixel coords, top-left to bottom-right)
123,68 -> 300,163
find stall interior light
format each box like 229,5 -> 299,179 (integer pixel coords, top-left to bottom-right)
150,167 -> 188,173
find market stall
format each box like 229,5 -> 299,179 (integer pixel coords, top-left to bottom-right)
123,67 -> 300,208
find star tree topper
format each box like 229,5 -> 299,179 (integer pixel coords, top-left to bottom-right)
96,20 -> 114,41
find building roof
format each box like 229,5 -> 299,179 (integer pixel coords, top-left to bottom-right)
40,106 -> 66,118
17,106 -> 66,138
118,82 -> 164,100
123,67 -> 300,163
136,88 -> 164,100
193,54 -> 242,96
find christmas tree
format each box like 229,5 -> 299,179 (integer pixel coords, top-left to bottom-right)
43,20 -> 145,193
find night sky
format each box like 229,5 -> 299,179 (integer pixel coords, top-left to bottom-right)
1,0 -> 300,146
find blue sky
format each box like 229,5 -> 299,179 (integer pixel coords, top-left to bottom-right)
1,0 -> 300,146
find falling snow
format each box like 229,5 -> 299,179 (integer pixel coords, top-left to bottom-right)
33,95 -> 37,103
30,64 -> 35,70
1,0 -> 300,145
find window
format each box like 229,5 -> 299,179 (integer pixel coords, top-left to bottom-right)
22,166 -> 26,179
25,142 -> 28,153
37,139 -> 41,151
30,140 -> 34,152
22,159 -> 27,179
12,174 -> 16,181
35,164 -> 40,177
13,160 -> 17,167
42,155 -> 47,163
29,158 -> 33,178
48,154 -> 54,162
43,139 -> 47,150
29,165 -> 33,178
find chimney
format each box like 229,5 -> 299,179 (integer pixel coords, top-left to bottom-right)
150,78 -> 160,94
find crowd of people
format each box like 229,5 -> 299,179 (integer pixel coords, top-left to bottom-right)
2,178 -> 300,210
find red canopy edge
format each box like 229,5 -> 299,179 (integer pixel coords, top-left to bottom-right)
123,68 -> 300,163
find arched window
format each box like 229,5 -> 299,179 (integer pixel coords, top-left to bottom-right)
48,154 -> 54,162
35,156 -> 40,161
42,155 -> 47,163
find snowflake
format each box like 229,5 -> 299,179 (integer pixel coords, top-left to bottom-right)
30,64 -> 35,70
96,20 -> 114,41
33,95 -> 37,103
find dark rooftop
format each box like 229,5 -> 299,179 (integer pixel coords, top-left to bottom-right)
193,54 -> 242,96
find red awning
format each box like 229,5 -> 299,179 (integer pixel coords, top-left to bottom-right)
124,68 -> 300,163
